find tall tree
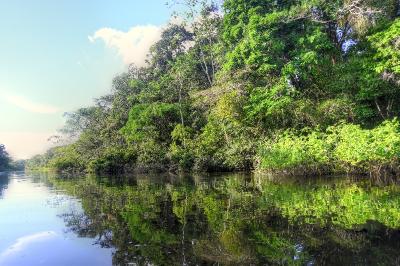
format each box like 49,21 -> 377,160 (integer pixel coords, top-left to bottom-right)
0,144 -> 11,171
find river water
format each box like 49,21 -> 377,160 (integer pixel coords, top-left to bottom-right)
0,171 -> 399,265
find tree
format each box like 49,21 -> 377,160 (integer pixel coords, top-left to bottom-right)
147,24 -> 193,75
369,19 -> 400,84
0,144 -> 11,171
28,0 -> 400,176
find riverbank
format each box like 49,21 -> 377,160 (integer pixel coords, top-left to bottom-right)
25,3 -> 400,180
257,120 -> 400,178
26,119 -> 400,179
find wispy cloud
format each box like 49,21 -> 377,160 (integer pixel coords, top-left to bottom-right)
88,25 -> 162,66
4,94 -> 59,114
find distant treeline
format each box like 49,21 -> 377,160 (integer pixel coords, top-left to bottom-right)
27,0 -> 400,177
0,144 -> 24,171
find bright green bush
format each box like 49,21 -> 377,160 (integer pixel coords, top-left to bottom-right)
258,119 -> 400,176
258,129 -> 331,175
369,19 -> 400,77
332,119 -> 400,174
48,145 -> 85,173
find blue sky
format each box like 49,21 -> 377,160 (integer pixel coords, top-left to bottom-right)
0,0 -> 173,158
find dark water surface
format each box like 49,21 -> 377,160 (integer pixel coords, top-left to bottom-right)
0,172 -> 399,265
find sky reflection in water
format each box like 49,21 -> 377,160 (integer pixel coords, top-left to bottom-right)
0,172 -> 112,266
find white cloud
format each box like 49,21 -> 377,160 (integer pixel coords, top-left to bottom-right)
4,94 -> 59,114
89,25 -> 162,66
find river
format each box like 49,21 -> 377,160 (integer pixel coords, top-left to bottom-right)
0,171 -> 399,265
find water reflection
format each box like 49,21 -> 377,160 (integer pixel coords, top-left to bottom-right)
0,172 -> 9,198
0,172 -> 113,266
37,172 -> 400,266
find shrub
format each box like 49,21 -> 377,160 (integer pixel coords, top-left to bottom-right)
332,120 -> 400,176
136,140 -> 169,172
169,124 -> 196,171
193,91 -> 257,171
316,98 -> 356,126
88,147 -> 137,174
258,129 -> 332,175
48,145 -> 85,173
121,103 -> 181,142
258,119 -> 400,177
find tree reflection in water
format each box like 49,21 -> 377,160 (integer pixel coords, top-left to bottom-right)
41,172 -> 400,265
0,172 -> 9,198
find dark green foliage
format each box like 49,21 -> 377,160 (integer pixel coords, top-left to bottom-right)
88,147 -> 137,174
48,145 -> 85,173
122,103 -> 182,142
27,1 -> 400,177
193,90 -> 257,171
169,124 -> 196,170
148,24 -> 193,75
10,160 -> 25,171
0,144 -> 11,171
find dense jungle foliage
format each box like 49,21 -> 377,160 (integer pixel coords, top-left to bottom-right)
27,0 -> 400,177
